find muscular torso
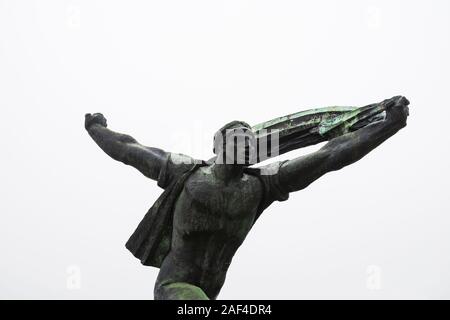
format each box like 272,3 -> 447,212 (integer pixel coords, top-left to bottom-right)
155,166 -> 263,299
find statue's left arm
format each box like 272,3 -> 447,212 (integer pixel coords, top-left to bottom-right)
278,96 -> 410,192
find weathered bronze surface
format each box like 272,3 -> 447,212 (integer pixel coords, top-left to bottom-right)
85,96 -> 409,300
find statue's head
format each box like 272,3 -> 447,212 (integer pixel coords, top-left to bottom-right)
213,120 -> 256,166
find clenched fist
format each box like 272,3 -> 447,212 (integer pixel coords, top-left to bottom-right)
85,113 -> 107,130
385,96 -> 410,127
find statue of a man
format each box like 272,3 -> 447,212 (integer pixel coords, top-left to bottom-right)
85,96 -> 409,300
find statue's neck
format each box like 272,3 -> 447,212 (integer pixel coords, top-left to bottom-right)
211,162 -> 244,183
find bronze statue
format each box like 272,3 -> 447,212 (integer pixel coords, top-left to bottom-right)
85,95 -> 409,300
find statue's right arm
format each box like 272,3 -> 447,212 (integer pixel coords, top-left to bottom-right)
85,113 -> 167,181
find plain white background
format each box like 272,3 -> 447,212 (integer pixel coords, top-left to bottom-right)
1,0 -> 449,299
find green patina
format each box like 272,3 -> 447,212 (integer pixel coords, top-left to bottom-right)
251,106 -> 357,132
250,100 -> 391,161
165,282 -> 210,300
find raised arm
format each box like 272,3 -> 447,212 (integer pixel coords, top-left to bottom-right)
85,113 -> 167,180
279,96 -> 410,192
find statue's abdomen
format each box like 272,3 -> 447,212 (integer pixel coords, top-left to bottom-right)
161,177 -> 261,296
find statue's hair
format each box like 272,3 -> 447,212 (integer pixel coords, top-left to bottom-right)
217,120 -> 251,134
213,120 -> 252,154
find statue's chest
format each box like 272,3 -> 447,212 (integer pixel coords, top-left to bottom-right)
174,171 -> 262,232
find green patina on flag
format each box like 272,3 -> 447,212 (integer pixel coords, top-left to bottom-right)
251,97 -> 397,161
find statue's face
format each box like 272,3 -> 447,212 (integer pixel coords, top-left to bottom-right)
215,127 -> 257,166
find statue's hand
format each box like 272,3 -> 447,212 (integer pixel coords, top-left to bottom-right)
85,113 -> 107,130
386,96 -> 410,127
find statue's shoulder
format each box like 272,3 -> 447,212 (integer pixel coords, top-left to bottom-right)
245,161 -> 290,203
245,161 -> 285,177
157,152 -> 205,189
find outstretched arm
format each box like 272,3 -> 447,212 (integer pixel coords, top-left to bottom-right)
85,113 -> 167,180
279,96 -> 410,192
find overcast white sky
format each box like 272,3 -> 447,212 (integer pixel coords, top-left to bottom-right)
1,0 -> 449,299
